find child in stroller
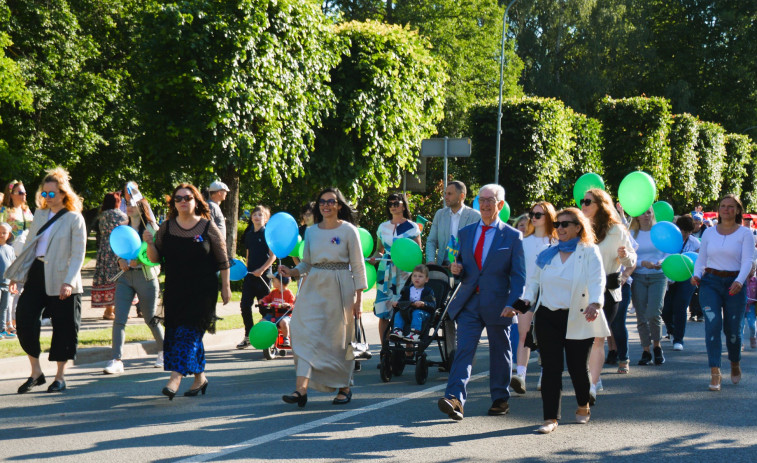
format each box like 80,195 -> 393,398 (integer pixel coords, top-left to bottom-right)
389,265 -> 436,343
258,272 -> 295,346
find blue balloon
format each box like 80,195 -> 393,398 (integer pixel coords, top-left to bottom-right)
110,225 -> 141,260
265,212 -> 299,258
229,258 -> 248,281
650,222 -> 683,254
472,195 -> 480,211
683,251 -> 698,265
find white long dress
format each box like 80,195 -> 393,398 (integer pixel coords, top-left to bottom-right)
291,222 -> 367,392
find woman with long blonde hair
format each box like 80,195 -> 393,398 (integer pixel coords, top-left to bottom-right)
6,167 -> 87,393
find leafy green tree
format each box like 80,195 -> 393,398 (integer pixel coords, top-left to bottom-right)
721,134 -> 752,198
664,113 -> 699,210
742,144 -> 757,212
130,0 -> 340,256
693,121 -> 726,207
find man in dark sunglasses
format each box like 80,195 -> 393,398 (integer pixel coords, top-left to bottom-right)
425,181 -> 481,266
438,184 -> 525,421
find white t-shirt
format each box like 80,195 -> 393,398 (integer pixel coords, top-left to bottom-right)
539,252 -> 575,310
522,234 -> 552,283
693,225 -> 754,284
633,229 -> 666,275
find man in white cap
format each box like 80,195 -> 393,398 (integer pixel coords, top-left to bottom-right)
208,180 -> 229,241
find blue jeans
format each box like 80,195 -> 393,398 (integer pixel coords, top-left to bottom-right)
394,309 -> 431,332
0,289 -> 10,332
610,282 -> 632,361
661,280 -> 696,344
699,273 -> 747,368
631,272 -> 668,348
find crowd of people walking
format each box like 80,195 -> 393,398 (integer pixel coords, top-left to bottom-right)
2,167 -> 754,435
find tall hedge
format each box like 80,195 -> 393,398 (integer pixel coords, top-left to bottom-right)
694,121 -> 726,206
664,113 -> 699,209
721,133 -> 752,198
468,97 -> 575,212
743,144 -> 757,211
554,113 -> 605,206
595,96 -> 672,195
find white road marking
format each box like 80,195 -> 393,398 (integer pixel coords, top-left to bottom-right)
177,371 -> 490,462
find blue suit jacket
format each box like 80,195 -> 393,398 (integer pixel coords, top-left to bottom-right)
447,220 -> 526,326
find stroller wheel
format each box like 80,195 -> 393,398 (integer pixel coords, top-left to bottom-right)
379,351 -> 393,382
391,350 -> 406,376
415,354 -> 429,385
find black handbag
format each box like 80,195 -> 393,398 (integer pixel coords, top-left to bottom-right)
352,316 -> 372,360
605,272 -> 622,291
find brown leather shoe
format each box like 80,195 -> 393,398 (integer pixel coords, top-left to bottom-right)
438,396 -> 464,421
487,398 -> 510,416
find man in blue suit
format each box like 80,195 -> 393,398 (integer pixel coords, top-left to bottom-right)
438,184 -> 526,420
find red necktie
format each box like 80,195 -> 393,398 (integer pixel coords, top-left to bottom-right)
474,225 -> 492,270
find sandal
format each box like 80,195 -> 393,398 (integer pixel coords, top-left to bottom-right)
537,420 -> 558,434
709,367 -> 721,391
731,362 -> 741,385
575,405 -> 591,424
617,360 -> 629,374
282,390 -> 308,407
332,389 -> 352,405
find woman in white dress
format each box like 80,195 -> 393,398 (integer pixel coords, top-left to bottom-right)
280,188 -> 367,407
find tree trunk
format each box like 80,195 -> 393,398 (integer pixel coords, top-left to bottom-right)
221,166 -> 240,259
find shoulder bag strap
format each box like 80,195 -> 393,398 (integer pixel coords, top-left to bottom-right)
36,209 -> 68,236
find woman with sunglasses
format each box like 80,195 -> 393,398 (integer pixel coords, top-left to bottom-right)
510,202 -> 557,395
5,168 -> 87,393
369,193 -> 422,339
580,189 -> 636,401
279,187 -> 367,407
143,184 -> 231,399
520,208 -> 609,434
629,207 -> 668,367
692,194 -> 754,391
0,181 -> 34,334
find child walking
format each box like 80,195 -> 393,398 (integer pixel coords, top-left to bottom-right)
0,223 -> 16,339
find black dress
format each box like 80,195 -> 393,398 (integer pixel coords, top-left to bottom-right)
156,218 -> 228,375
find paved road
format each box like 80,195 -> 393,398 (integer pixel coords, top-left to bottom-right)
1,312 -> 756,462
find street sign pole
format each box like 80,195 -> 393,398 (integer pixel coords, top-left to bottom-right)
444,137 -> 449,190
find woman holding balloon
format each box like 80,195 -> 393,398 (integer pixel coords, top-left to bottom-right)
629,207 -> 668,366
279,187 -> 367,407
6,167 -> 87,393
92,193 -> 128,320
237,205 -> 276,349
143,183 -> 231,400
692,194 -> 754,391
104,184 -> 165,374
370,193 -> 422,339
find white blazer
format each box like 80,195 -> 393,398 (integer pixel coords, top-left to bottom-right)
4,208 -> 87,296
523,242 -> 611,340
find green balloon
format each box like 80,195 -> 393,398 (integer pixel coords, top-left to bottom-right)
364,263 -> 377,292
249,320 -> 279,349
358,227 -> 374,258
652,201 -> 675,223
289,236 -> 304,259
573,173 -> 605,207
137,241 -> 160,267
499,200 -> 511,222
618,171 -> 656,217
661,254 -> 694,282
390,237 -> 423,273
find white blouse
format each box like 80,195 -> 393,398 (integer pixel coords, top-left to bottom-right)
539,253 -> 575,310
693,225 -> 754,284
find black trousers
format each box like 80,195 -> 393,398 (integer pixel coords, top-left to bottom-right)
535,307 -> 594,421
16,260 -> 82,361
240,274 -> 270,336
602,289 -> 620,325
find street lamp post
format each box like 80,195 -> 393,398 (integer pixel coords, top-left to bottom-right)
494,0 -> 517,185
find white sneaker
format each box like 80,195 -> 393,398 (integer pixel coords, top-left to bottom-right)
405,331 -> 421,343
673,343 -> 683,351
510,373 -> 526,394
154,351 -> 164,368
596,379 -> 604,392
589,384 -> 597,405
536,370 -> 542,391
104,359 -> 124,374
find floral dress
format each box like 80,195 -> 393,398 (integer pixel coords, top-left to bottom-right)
0,206 -> 34,255
92,209 -> 128,308
373,220 -> 421,319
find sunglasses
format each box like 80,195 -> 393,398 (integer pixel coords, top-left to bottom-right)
173,195 -> 194,203
40,191 -> 57,199
318,198 -> 337,206
529,211 -> 545,219
387,200 -> 403,208
579,199 -> 593,207
553,220 -> 579,229
14,191 -> 27,196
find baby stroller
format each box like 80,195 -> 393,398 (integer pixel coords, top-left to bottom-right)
379,264 -> 458,385
256,302 -> 293,360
